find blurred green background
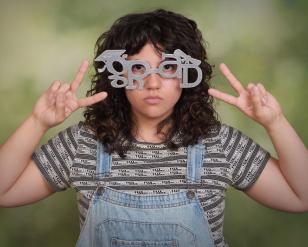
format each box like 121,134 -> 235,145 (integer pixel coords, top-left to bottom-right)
0,0 -> 307,246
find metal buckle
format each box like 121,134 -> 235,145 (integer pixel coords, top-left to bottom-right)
186,190 -> 195,199
96,181 -> 105,195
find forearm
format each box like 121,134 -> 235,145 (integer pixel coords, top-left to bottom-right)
0,115 -> 48,195
265,115 -> 308,203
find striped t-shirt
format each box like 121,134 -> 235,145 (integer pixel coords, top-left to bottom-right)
32,121 -> 271,247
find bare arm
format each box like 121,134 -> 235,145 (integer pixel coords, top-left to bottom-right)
245,116 -> 308,212
0,116 -> 48,196
0,60 -> 107,207
0,160 -> 55,207
264,116 -> 308,206
209,63 -> 308,212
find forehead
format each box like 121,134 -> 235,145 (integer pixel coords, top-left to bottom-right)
127,43 -> 163,61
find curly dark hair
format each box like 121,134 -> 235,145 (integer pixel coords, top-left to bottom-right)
83,9 -> 221,158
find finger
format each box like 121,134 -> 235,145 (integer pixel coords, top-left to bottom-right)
65,90 -> 73,98
55,92 -> 66,120
247,82 -> 254,91
257,83 -> 268,104
257,83 -> 267,96
52,84 -> 70,108
208,88 -> 237,106
58,83 -> 71,93
247,82 -> 259,95
70,60 -> 89,93
250,85 -> 263,112
47,81 -> 61,103
219,63 -> 245,94
78,92 -> 108,108
246,82 -> 256,104
49,80 -> 61,92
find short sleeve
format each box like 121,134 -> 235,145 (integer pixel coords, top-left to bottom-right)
31,121 -> 83,192
219,123 -> 271,191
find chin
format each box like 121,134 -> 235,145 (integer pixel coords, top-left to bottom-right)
140,109 -> 172,120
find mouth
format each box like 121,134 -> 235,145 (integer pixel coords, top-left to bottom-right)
144,96 -> 163,105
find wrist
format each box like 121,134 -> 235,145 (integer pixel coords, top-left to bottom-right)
28,115 -> 49,134
264,114 -> 288,135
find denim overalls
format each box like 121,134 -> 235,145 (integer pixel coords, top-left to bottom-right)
76,140 -> 215,247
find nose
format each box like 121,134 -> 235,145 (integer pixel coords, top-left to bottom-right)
144,72 -> 162,90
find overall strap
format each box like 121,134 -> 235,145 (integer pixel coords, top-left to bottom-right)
186,140 -> 205,184
95,141 -> 112,179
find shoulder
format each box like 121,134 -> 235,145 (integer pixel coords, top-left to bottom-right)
199,122 -> 232,145
76,121 -> 96,139
58,121 -> 98,153
59,121 -> 84,142
72,121 -> 98,159
70,121 -> 98,149
211,123 -> 246,148
199,122 -> 248,153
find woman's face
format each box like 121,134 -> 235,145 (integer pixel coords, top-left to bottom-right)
125,43 -> 182,123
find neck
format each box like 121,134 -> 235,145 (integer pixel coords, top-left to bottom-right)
131,112 -> 172,143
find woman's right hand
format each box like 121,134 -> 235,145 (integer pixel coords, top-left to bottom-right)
31,60 -> 107,130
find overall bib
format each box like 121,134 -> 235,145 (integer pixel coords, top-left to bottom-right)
76,141 -> 215,247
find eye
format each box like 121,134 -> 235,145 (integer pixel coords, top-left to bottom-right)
162,64 -> 177,73
132,64 -> 146,74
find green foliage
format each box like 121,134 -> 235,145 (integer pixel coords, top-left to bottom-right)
1,0 -> 307,246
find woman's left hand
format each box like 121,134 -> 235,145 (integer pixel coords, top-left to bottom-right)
208,63 -> 283,129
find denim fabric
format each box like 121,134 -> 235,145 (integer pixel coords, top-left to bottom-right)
76,141 -> 214,247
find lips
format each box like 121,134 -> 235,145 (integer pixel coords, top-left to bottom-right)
144,96 -> 163,104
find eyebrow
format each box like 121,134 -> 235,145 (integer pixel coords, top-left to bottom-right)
128,57 -> 176,63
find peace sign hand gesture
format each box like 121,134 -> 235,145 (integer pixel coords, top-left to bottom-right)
31,60 -> 107,131
208,64 -> 283,129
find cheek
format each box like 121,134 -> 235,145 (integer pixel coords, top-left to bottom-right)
125,90 -> 133,104
165,79 -> 182,101
174,89 -> 183,106
125,90 -> 142,106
